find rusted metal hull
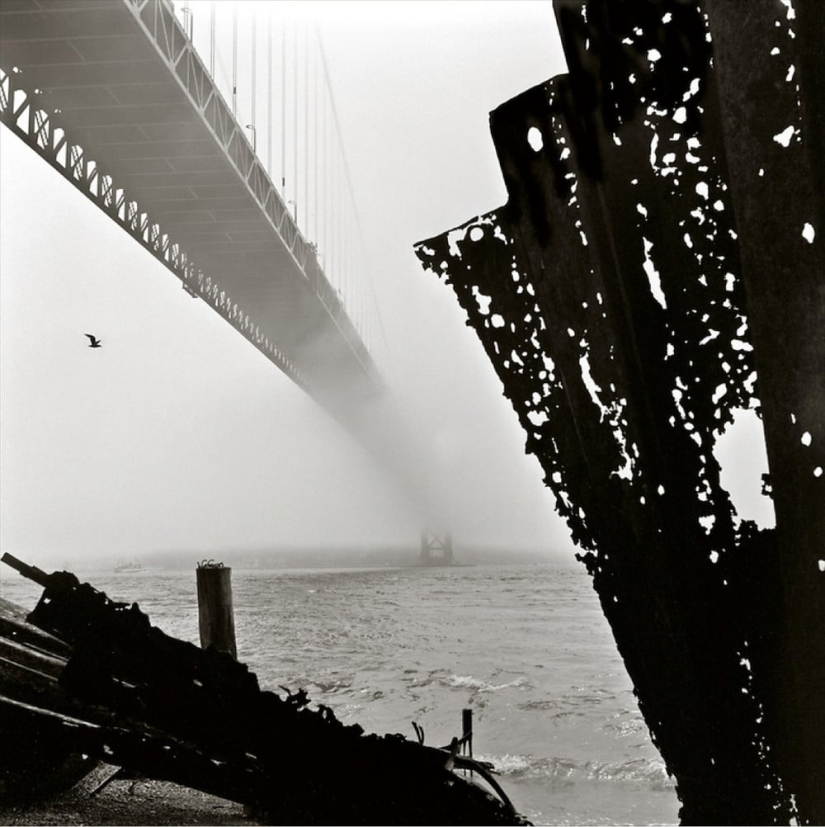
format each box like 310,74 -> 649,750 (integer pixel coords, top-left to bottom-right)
416,1 -> 823,823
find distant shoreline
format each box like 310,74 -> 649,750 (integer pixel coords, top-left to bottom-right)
14,547 -> 578,575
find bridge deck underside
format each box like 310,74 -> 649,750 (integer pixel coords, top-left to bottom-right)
0,0 -> 379,409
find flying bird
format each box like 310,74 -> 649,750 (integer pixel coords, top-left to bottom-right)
84,334 -> 102,348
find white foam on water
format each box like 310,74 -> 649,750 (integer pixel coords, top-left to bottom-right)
477,752 -> 674,789
445,674 -> 531,693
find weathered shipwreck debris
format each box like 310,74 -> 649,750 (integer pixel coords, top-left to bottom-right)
0,595 -> 97,802
0,554 -> 527,825
416,1 -> 823,824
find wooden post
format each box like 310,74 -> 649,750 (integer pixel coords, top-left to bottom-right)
196,562 -> 236,659
462,708 -> 473,776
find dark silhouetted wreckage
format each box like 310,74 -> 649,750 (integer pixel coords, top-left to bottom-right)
416,1 -> 823,824
0,554 -> 526,825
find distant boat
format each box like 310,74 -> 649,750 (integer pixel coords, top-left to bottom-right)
114,559 -> 144,573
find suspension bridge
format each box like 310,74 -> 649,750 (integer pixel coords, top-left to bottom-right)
0,0 -> 384,428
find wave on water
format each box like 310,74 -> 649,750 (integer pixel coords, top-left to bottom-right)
0,564 -> 680,824
517,687 -> 620,717
443,674 -> 531,693
308,677 -> 353,693
602,713 -> 647,737
479,753 -> 675,790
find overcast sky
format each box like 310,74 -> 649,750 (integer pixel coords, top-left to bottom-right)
0,2 -> 583,567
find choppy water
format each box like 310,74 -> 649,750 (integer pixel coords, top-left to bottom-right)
1,562 -> 680,825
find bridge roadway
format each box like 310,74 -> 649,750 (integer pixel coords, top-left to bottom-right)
0,0 -> 382,424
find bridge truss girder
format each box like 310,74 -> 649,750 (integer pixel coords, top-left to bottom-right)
0,0 -> 381,421
1,62 -> 315,393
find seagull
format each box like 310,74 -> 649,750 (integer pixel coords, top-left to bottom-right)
84,334 -> 102,348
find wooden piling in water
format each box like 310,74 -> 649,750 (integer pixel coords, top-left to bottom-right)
462,708 -> 473,759
196,562 -> 236,659
462,708 -> 473,777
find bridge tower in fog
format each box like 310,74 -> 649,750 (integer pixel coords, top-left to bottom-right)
420,532 -> 453,566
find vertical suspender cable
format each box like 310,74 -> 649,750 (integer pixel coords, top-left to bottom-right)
336,146 -> 342,293
232,5 -> 238,116
210,1 -> 215,78
327,95 -> 333,286
182,0 -> 191,38
344,155 -> 349,309
292,25 -> 298,222
342,157 -> 347,306
351,205 -> 358,333
317,36 -> 389,357
331,142 -> 337,288
313,38 -> 319,246
321,53 -> 328,270
250,10 -> 257,130
281,20 -> 286,193
351,214 -> 357,334
352,211 -> 358,336
352,215 -> 358,333
303,23 -> 309,235
343,195 -> 348,319
267,14 -> 273,174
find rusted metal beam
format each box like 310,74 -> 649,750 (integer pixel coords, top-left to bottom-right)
415,1 -> 823,822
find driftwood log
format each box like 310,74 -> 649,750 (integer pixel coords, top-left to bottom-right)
0,554 -> 526,825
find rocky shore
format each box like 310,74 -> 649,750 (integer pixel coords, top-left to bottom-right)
0,764 -> 255,826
